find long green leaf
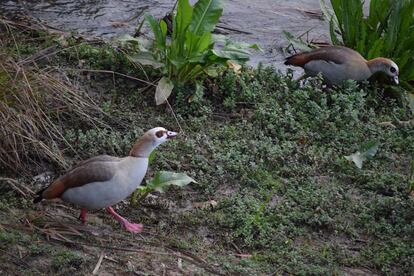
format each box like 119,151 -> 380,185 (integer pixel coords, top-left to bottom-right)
185,31 -> 213,58
145,13 -> 166,51
329,16 -> 340,45
189,0 -> 223,36
367,38 -> 384,59
384,1 -> 402,55
172,0 -> 193,58
174,0 -> 193,42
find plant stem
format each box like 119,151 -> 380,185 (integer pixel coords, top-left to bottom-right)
172,0 -> 179,13
135,18 -> 145,36
135,190 -> 152,206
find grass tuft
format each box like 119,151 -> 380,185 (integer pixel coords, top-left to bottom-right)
0,28 -> 105,174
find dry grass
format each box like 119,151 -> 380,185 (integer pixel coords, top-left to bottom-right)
0,23 -> 105,175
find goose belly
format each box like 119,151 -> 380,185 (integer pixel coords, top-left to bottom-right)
61,160 -> 147,210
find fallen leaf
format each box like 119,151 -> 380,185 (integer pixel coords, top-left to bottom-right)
145,171 -> 196,193
155,77 -> 174,105
345,140 -> 379,169
129,52 -> 164,68
227,60 -> 242,74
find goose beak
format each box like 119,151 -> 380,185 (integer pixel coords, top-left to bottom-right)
393,76 -> 399,85
166,131 -> 177,139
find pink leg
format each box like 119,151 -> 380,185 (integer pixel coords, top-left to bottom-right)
78,208 -> 87,224
105,206 -> 143,233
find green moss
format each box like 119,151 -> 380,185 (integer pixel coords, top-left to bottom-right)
0,229 -> 18,246
51,250 -> 83,271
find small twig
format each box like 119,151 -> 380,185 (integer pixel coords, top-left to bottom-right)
233,253 -> 252,258
230,241 -> 242,254
378,121 -> 396,127
92,251 -> 105,275
171,0 -> 179,12
171,248 -> 207,264
165,99 -> 185,136
104,255 -> 119,264
354,239 -> 368,243
134,18 -> 146,37
215,24 -> 252,35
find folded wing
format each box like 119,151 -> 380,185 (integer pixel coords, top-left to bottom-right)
34,155 -> 120,202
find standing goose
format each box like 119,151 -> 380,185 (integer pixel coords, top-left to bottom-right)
284,46 -> 399,85
34,127 -> 177,233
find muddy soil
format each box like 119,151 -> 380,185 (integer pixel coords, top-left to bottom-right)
0,0 -> 330,69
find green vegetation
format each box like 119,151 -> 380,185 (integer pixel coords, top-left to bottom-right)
121,0 -> 256,105
131,171 -> 196,205
51,250 -> 83,271
0,229 -> 19,246
1,12 -> 414,276
321,0 -> 414,85
59,61 -> 414,274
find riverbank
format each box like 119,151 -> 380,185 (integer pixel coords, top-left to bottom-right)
0,0 -> 331,68
1,19 -> 413,275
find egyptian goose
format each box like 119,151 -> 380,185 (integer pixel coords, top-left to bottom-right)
284,46 -> 399,85
33,127 -> 177,233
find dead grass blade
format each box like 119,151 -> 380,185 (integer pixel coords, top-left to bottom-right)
0,53 -> 106,174
92,251 -> 105,275
0,177 -> 35,197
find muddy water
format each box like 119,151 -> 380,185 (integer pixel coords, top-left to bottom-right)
0,0 -> 330,69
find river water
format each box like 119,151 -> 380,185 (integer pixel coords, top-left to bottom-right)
0,0 -> 331,69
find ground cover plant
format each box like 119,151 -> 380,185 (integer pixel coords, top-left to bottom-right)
1,16 -> 414,275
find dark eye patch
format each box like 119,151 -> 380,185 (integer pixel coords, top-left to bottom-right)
155,130 -> 165,138
390,67 -> 396,73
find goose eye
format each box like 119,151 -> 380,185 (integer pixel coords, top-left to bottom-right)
155,130 -> 165,138
390,67 -> 396,73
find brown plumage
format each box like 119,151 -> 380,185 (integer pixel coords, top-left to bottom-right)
285,46 -> 358,67
284,46 -> 399,85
